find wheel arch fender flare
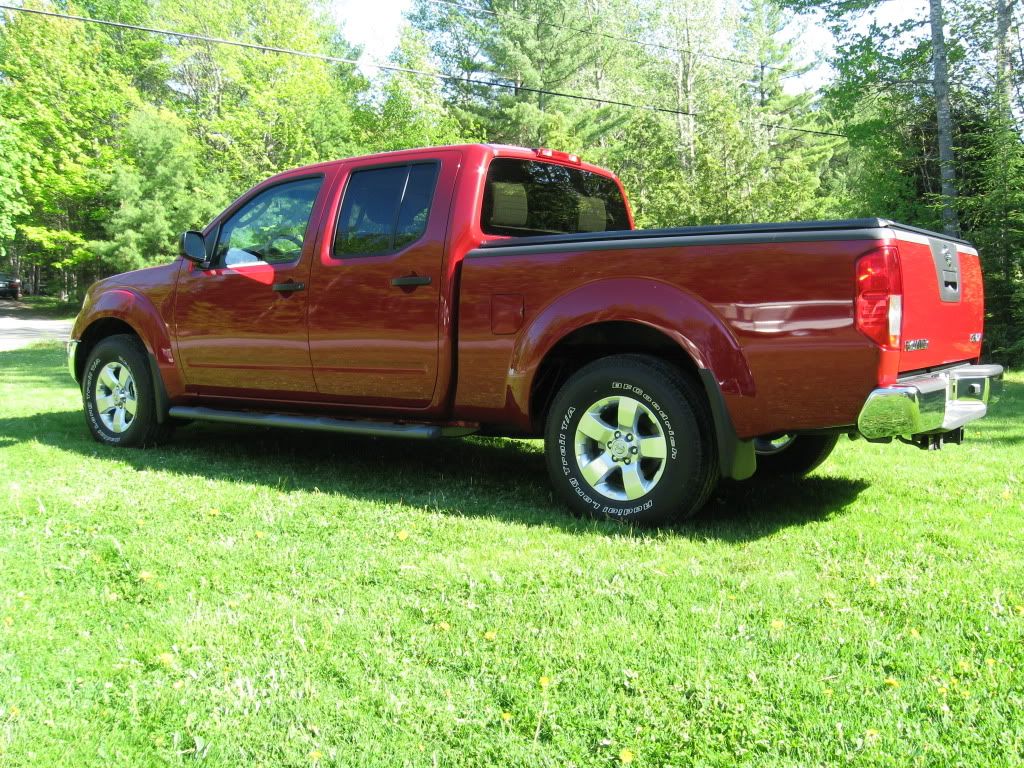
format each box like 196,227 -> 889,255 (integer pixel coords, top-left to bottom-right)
75,289 -> 178,422
512,278 -> 756,480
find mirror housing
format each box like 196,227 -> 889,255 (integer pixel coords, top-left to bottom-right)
179,230 -> 208,264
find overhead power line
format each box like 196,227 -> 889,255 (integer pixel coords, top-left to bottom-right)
0,4 -> 847,139
424,0 -> 791,73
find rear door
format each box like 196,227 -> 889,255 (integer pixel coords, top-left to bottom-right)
894,231 -> 984,372
307,151 -> 461,407
174,175 -> 326,398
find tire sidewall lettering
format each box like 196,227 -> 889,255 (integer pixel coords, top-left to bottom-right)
83,351 -> 136,445
555,378 -> 682,519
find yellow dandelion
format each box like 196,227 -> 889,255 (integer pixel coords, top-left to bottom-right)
309,749 -> 323,762
157,652 -> 175,668
864,728 -> 880,742
539,675 -> 550,689
909,628 -> 920,638
172,680 -> 185,690
938,685 -> 948,695
2,616 -> 12,628
770,619 -> 785,630
823,687 -> 833,698
985,658 -> 996,668
501,711 -> 512,722
207,508 -> 220,517
484,630 -> 497,641
619,748 -> 635,764
957,660 -> 972,672
396,530 -> 409,541
254,531 -> 267,540
1015,605 -> 1024,616
1001,488 -> 1012,500
138,571 -> 155,583
884,677 -> 900,688
436,621 -> 451,632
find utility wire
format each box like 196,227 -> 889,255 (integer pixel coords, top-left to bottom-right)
0,4 -> 848,139
425,0 -> 791,73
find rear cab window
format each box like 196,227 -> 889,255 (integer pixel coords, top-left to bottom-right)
480,158 -> 630,237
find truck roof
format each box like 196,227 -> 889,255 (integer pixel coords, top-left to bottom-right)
266,143 -> 621,184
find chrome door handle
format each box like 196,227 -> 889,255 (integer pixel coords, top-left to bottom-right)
272,280 -> 305,293
390,275 -> 432,288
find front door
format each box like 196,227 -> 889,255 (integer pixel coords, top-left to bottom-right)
307,152 -> 460,408
174,175 -> 326,399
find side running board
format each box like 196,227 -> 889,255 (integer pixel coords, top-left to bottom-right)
167,406 -> 455,439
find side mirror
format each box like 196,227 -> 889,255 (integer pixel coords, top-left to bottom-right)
179,231 -> 208,264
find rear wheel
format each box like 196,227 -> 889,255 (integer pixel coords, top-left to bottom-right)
82,334 -> 173,447
753,433 -> 838,476
544,355 -> 718,526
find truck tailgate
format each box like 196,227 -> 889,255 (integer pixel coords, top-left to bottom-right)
895,232 -> 984,372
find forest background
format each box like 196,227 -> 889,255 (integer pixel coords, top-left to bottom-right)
1,0 -> 1021,362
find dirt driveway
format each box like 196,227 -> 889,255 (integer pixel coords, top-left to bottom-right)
0,299 -> 74,352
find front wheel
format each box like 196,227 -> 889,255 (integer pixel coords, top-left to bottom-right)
82,334 -> 173,447
544,355 -> 718,526
753,433 -> 838,476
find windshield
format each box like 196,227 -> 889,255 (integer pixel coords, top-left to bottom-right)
480,158 -> 630,237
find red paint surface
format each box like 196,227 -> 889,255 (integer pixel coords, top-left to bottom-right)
71,143 -> 988,439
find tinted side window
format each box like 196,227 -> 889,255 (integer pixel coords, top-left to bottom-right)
215,177 -> 323,267
480,159 -> 630,237
395,164 -> 439,249
334,162 -> 440,258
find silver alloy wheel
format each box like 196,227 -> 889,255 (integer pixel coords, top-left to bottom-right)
574,395 -> 669,501
754,434 -> 797,455
94,361 -> 138,434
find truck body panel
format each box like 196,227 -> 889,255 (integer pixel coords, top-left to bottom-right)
69,144 -> 1002,491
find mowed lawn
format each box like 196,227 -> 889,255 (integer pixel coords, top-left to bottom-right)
0,344 -> 1021,767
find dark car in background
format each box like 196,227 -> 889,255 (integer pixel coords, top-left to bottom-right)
0,274 -> 23,300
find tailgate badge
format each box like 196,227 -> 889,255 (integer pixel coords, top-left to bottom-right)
942,244 -> 954,268
970,333 -> 982,343
904,338 -> 930,351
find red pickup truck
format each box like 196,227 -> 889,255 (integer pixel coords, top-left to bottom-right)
67,144 -> 1003,524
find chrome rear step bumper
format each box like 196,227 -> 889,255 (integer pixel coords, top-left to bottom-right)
857,363 -> 1003,440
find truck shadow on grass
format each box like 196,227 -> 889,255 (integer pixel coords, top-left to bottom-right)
0,408 -> 867,542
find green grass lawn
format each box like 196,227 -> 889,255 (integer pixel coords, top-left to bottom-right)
2,295 -> 81,319
1,344 -> 1021,767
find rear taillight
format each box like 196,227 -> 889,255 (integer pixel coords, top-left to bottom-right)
855,245 -> 902,349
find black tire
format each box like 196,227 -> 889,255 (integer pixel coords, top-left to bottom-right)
82,334 -> 173,447
544,354 -> 718,526
753,434 -> 838,477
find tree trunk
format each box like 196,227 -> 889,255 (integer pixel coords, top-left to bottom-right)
993,0 -> 1018,284
928,0 -> 960,236
995,0 -> 1017,115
